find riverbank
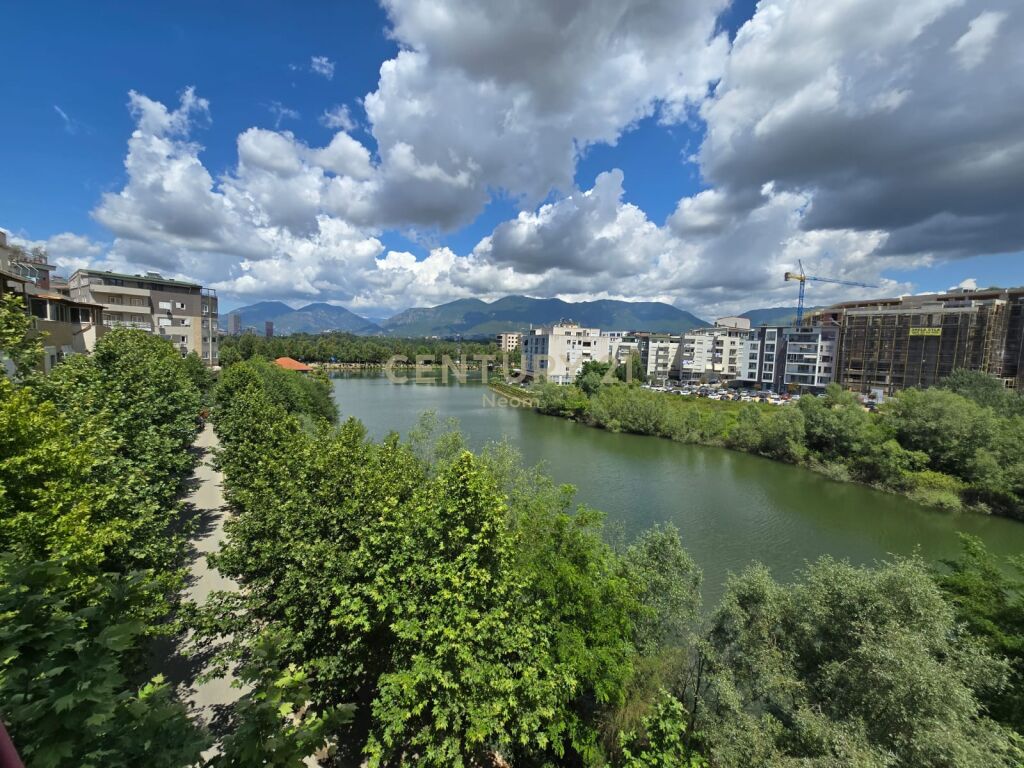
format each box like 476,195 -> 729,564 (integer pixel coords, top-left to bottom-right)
518,380 -> 1024,521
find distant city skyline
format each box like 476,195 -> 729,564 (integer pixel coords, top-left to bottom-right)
1,0 -> 1021,318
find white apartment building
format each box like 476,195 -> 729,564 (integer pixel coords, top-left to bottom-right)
601,331 -> 639,366
676,318 -> 754,382
733,325 -> 837,392
521,324 -> 608,383
783,327 -> 837,389
495,332 -> 522,353
636,333 -> 681,386
69,269 -> 219,365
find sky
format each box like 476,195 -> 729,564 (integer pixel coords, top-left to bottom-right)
1,0 -> 1022,318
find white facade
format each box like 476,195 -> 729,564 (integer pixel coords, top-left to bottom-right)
677,320 -> 755,382
521,324 -> 608,383
637,333 -> 681,385
783,327 -> 837,389
496,332 -> 522,353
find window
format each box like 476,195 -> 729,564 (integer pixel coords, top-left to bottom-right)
176,302 -> 186,310
159,301 -> 172,310
158,317 -> 171,327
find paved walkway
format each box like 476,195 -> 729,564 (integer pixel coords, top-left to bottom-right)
181,422 -> 242,721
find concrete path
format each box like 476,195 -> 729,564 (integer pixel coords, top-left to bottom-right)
181,422 -> 243,721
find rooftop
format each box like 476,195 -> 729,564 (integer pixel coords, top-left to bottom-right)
72,268 -> 202,289
274,356 -> 313,372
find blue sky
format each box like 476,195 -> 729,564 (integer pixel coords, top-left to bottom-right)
1,0 -> 1021,316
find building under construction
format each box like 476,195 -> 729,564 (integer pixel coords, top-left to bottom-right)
807,287 -> 1024,394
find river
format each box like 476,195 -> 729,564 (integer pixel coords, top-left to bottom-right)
332,374 -> 1024,604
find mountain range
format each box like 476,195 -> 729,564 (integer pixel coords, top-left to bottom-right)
225,296 -> 817,338
225,301 -> 381,335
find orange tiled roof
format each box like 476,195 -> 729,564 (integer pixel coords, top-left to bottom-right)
274,356 -> 313,372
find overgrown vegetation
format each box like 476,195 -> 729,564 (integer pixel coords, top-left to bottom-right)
533,372 -> 1024,519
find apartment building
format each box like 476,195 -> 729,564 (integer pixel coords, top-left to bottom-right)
496,331 -> 522,353
1,231 -> 106,372
635,332 -> 681,386
809,287 -> 1024,394
676,318 -> 754,383
521,323 -> 607,383
782,327 -> 838,389
603,331 -> 639,367
69,269 -> 219,365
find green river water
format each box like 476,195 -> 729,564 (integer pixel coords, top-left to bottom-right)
332,374 -> 1024,604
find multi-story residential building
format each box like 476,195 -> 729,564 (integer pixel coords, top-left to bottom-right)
265,320 -> 274,338
496,331 -> 521,353
676,318 -> 754,383
782,327 -> 838,389
809,287 -> 1024,394
733,325 -> 836,393
603,331 -> 640,369
635,332 -> 681,386
229,314 -> 242,335
521,323 -> 607,383
1,231 -> 106,373
69,269 -> 219,365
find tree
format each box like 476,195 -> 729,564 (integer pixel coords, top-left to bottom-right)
0,293 -> 42,379
0,558 -> 208,768
615,352 -> 646,384
364,453 -> 566,766
881,388 -> 996,480
576,360 -> 613,396
211,633 -> 353,768
936,535 -> 1024,730
798,383 -> 870,460
942,369 -> 1024,418
698,557 -> 1016,767
617,691 -> 706,768
623,525 -> 701,656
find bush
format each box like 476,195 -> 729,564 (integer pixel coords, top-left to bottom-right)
902,470 -> 966,512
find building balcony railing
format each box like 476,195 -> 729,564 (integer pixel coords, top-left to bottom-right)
104,319 -> 153,331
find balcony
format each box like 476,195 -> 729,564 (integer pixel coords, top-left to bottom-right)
104,319 -> 153,331
92,284 -> 152,298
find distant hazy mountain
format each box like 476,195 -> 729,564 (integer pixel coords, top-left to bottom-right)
226,301 -> 294,329
739,306 -> 821,327
225,302 -> 381,335
382,295 -> 707,337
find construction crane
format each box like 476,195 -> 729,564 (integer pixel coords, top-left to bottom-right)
784,260 -> 877,325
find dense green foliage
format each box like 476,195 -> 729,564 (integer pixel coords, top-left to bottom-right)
534,377 -> 1024,518
937,536 -> 1024,731
0,326 -> 209,765
0,293 -> 41,379
215,355 -> 337,423
219,330 -> 500,366
697,557 -> 1016,767
206,360 -> 701,766
5,298 -> 1023,767
204,357 -> 1023,766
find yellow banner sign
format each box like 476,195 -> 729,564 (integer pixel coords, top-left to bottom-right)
909,327 -> 942,337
